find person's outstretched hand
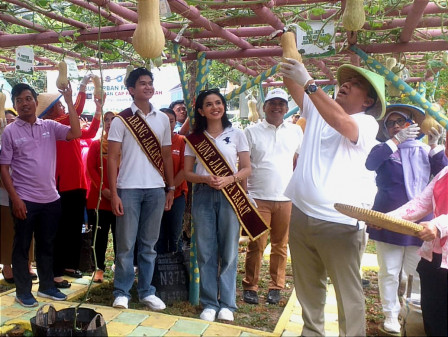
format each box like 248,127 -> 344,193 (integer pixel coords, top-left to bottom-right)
280,58 -> 313,87
427,125 -> 443,146
394,123 -> 420,143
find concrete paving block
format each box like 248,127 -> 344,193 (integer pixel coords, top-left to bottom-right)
170,319 -> 209,335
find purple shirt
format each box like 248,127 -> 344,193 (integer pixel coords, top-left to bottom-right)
0,118 -> 69,203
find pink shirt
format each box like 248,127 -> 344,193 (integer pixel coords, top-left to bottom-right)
389,166 -> 448,269
0,118 -> 69,203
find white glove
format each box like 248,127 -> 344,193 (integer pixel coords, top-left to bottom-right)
394,123 -> 420,143
247,194 -> 258,208
80,74 -> 91,87
427,125 -> 443,146
280,58 -> 313,87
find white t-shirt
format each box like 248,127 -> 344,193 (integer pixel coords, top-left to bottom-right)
108,102 -> 171,189
185,127 -> 249,175
245,120 -> 303,201
285,94 -> 379,226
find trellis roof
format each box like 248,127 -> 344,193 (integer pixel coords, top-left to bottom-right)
0,0 -> 447,84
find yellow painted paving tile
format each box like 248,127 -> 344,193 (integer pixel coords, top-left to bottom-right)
284,321 -> 302,332
325,303 -> 338,314
91,306 -> 122,322
0,295 -> 15,306
202,323 -> 242,336
1,306 -> 31,319
140,314 -> 178,329
105,321 -> 136,336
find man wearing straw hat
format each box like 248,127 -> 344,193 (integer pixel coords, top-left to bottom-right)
0,83 -> 81,307
280,59 -> 386,336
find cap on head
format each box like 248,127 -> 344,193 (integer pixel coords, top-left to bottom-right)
35,93 -> 62,118
337,64 -> 386,120
264,88 -> 289,103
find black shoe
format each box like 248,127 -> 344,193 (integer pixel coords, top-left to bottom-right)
362,278 -> 370,288
2,270 -> 14,284
267,289 -> 281,304
54,280 -> 72,288
243,290 -> 259,304
64,269 -> 83,278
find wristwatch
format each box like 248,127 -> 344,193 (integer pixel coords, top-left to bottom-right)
166,186 -> 175,192
304,81 -> 318,95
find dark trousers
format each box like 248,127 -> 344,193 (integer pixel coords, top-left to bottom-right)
53,189 -> 86,277
417,254 -> 448,336
156,194 -> 186,254
11,199 -> 61,296
87,209 -> 116,271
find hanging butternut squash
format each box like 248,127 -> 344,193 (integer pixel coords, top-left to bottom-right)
92,75 -> 102,99
124,65 -> 134,83
281,32 -> 302,63
342,0 -> 366,32
0,90 -> 6,120
56,61 -> 69,90
247,99 -> 259,123
420,113 -> 440,135
132,0 -> 165,59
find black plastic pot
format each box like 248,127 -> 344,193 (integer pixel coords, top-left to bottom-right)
30,304 -> 107,336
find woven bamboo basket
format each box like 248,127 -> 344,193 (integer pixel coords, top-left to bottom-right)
334,203 -> 423,237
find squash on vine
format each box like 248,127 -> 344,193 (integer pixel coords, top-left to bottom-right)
56,61 -> 69,90
342,0 -> 366,32
132,0 -> 165,59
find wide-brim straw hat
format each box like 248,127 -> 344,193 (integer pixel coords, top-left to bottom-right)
35,93 -> 62,118
334,203 -> 423,237
376,104 -> 425,142
337,64 -> 386,120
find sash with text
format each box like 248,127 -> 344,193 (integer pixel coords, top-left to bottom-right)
118,108 -> 165,179
186,132 -> 270,241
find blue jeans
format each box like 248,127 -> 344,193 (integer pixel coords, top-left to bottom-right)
156,194 -> 186,254
113,188 -> 165,300
192,184 -> 240,312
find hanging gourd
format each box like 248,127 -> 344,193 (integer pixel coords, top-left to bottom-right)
92,75 -> 102,99
443,51 -> 448,65
420,113 -> 440,135
56,61 -> 69,90
132,0 -> 165,59
281,32 -> 302,63
247,98 -> 259,123
124,65 -> 134,83
152,56 -> 163,68
0,90 -> 6,120
342,0 -> 366,32
385,57 -> 402,97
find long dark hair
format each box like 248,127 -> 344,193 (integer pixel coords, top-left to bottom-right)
193,89 -> 231,134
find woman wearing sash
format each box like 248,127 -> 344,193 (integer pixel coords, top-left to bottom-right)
184,89 -> 251,322
388,165 -> 448,336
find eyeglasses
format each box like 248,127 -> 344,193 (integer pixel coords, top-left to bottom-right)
385,118 -> 407,128
198,88 -> 220,95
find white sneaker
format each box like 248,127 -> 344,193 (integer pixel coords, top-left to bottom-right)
384,317 -> 401,333
139,295 -> 166,311
112,296 -> 128,309
200,308 -> 216,322
217,308 -> 234,321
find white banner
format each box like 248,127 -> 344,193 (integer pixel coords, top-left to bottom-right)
46,65 -> 181,114
15,46 -> 34,74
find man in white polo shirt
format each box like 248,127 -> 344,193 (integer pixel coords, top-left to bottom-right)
280,59 -> 386,336
242,88 -> 303,305
108,67 -> 175,311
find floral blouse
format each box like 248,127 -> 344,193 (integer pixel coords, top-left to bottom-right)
388,166 -> 448,269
